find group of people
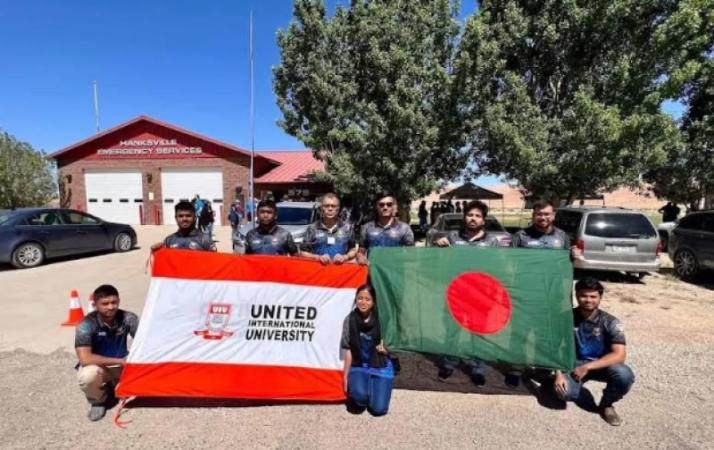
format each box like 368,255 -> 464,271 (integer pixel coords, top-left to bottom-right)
74,193 -> 634,426
418,199 -> 468,231
190,195 -> 215,241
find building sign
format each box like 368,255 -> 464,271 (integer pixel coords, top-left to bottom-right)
93,137 -> 207,159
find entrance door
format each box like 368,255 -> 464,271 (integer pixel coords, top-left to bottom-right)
85,170 -> 143,224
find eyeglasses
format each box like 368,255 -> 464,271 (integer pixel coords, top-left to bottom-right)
378,202 -> 393,208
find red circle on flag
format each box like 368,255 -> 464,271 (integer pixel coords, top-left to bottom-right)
445,272 -> 512,335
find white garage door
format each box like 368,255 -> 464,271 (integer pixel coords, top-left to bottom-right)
161,169 -> 223,225
85,170 -> 143,224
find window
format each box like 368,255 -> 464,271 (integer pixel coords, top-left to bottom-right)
61,211 -> 99,225
555,210 -> 583,234
443,218 -> 463,231
88,198 -> 98,203
119,199 -> 129,203
584,213 -> 656,238
276,207 -> 313,225
677,214 -> 704,231
701,214 -> 714,233
25,212 -> 63,226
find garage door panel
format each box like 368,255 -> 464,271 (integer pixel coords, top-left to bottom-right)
161,169 -> 223,225
85,171 -> 142,224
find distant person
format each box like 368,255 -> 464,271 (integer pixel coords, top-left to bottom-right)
152,201 -> 215,251
341,284 -> 394,416
418,200 -> 428,231
192,195 -> 205,221
447,199 -> 454,213
228,201 -> 243,231
455,201 -> 462,213
658,202 -> 680,223
552,277 -> 634,426
198,200 -> 215,241
301,193 -> 357,264
356,193 -> 414,264
243,199 -> 299,256
430,201 -> 438,225
75,284 -> 139,421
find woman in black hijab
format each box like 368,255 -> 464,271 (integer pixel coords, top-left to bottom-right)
340,284 -> 394,416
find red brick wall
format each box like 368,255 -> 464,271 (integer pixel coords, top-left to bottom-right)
57,156 -> 250,225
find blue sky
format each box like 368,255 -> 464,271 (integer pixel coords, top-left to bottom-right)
0,1 -> 681,188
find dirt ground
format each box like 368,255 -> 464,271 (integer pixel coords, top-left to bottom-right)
0,226 -> 712,449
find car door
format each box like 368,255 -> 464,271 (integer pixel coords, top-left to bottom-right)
699,214 -> 714,268
59,210 -> 111,251
18,211 -> 77,256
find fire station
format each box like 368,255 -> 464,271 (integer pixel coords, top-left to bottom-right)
49,116 -> 329,225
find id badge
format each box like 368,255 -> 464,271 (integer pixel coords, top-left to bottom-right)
327,236 -> 336,245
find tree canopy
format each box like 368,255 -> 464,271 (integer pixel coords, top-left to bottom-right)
0,131 -> 56,209
274,0 -> 468,207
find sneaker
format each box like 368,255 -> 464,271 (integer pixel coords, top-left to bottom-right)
504,373 -> 520,388
437,367 -> 454,381
600,405 -> 622,426
88,404 -> 106,422
470,373 -> 486,387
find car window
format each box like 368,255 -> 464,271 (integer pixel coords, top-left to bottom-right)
277,207 -> 313,225
677,214 -> 704,231
443,218 -> 463,231
24,212 -> 64,226
585,213 -> 656,238
555,210 -> 583,234
0,210 -> 16,225
61,211 -> 100,225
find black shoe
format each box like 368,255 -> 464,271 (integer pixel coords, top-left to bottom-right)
599,405 -> 622,426
504,373 -> 520,388
438,367 -> 454,381
88,404 -> 106,422
470,373 -> 486,386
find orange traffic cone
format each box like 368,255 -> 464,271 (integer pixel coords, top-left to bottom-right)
61,289 -> 85,326
87,293 -> 95,314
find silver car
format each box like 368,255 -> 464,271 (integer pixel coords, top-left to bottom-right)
233,201 -> 319,253
425,213 -> 512,247
555,206 -> 661,276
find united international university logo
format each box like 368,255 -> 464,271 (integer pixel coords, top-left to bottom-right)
194,303 -> 235,340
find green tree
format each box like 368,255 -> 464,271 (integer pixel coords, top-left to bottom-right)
647,1 -> 714,209
0,131 -> 56,209
456,0 -> 685,203
274,0 -> 468,210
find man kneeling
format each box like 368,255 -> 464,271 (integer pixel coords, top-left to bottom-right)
75,285 -> 139,421
553,277 -> 634,426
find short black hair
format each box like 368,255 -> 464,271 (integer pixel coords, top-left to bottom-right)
575,277 -> 604,296
463,200 -> 488,218
257,199 -> 277,211
175,201 -> 195,214
374,193 -> 395,204
94,284 -> 119,301
532,200 -> 556,211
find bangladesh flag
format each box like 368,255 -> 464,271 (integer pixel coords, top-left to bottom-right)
369,247 -> 575,371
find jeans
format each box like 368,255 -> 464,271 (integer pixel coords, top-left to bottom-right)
558,362 -> 635,407
438,356 -> 486,375
202,223 -> 214,241
348,367 -> 394,416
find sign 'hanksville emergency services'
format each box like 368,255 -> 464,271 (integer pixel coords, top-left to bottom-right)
116,249 -> 367,401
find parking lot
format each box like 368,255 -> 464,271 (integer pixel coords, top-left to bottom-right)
1,226 -> 713,449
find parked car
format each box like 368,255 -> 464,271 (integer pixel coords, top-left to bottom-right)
425,213 -> 512,247
657,221 -> 677,250
668,210 -> 714,279
0,208 -> 137,269
555,206 -> 661,277
233,201 -> 319,253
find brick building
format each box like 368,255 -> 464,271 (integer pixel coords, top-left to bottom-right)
49,116 -> 328,225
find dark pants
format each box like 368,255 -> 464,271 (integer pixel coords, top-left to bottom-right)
558,363 -> 635,407
437,356 -> 486,375
348,367 -> 393,416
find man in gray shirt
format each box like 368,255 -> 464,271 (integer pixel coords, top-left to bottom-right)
153,201 -> 215,252
356,193 -> 414,264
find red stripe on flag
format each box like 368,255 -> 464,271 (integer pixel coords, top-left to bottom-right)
116,362 -> 346,401
152,248 -> 368,288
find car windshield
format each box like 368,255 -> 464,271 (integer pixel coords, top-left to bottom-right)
585,213 -> 656,238
277,207 -> 313,225
0,210 -> 16,225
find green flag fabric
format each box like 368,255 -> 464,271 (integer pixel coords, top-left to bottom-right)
369,246 -> 576,371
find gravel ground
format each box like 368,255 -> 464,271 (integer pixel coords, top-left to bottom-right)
0,227 -> 713,449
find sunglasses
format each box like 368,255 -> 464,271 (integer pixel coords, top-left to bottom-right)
378,202 -> 393,208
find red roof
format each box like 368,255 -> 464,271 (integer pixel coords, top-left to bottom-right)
49,115 -> 279,165
255,151 -> 325,183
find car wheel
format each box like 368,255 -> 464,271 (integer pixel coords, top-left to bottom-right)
11,242 -> 45,269
114,232 -> 133,252
674,249 -> 699,279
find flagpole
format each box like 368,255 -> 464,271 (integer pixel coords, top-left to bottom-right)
249,10 -> 256,227
92,80 -> 100,133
